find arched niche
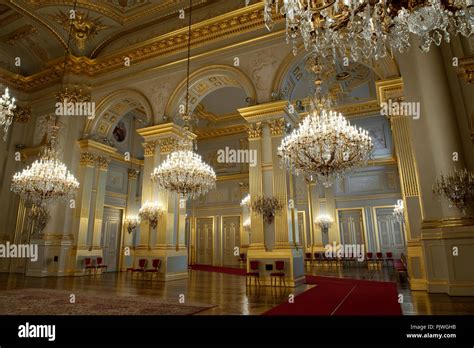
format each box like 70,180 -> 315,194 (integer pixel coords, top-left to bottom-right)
164,65 -> 257,121
272,49 -> 400,103
83,89 -> 153,139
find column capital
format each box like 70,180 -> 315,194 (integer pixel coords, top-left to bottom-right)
459,56 -> 474,84
96,156 -> 111,171
128,168 -> 140,179
375,77 -> 404,104
143,140 -> 157,156
158,137 -> 179,153
247,122 -> 262,139
268,118 -> 285,136
80,152 -> 96,167
13,104 -> 31,124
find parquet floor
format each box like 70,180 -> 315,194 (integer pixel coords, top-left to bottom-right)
0,263 -> 473,315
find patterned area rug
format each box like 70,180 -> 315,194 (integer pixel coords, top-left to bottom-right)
0,288 -> 212,315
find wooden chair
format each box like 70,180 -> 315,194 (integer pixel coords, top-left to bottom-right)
304,252 -> 312,266
84,257 -> 96,276
394,253 -> 408,281
385,252 -> 394,267
375,252 -> 385,267
132,259 -> 148,279
366,252 -> 376,268
145,259 -> 161,281
313,252 -> 322,265
246,260 -> 260,286
270,260 -> 286,287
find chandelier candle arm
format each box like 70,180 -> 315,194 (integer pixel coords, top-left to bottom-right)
138,201 -> 163,229
0,87 -> 16,141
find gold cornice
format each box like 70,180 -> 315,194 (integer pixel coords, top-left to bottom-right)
216,172 -> 248,182
238,100 -> 289,123
195,125 -> 247,140
422,217 -> 474,229
77,139 -> 143,166
137,122 -> 193,141
368,156 -> 397,166
297,99 -> 382,119
375,77 -> 404,104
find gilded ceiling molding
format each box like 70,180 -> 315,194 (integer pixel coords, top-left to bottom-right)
195,125 -> 247,140
80,152 -> 96,167
0,24 -> 37,44
0,3 -> 269,93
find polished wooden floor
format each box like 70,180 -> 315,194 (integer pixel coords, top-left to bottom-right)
1,263 -> 474,315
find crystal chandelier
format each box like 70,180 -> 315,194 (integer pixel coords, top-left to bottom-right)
138,201 -> 163,229
151,140 -> 216,199
278,97 -> 374,187
0,87 -> 16,141
124,215 -> 140,233
11,124 -> 80,206
433,168 -> 474,214
240,194 -> 251,207
151,0 -> 216,200
263,0 -> 473,61
251,196 -> 283,224
393,199 -> 405,223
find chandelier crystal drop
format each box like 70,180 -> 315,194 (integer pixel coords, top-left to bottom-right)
151,140 -> 216,200
11,145 -> 80,206
263,0 -> 473,61
278,100 -> 374,187
0,87 -> 16,141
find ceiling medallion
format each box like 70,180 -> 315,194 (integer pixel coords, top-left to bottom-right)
0,87 -> 16,141
264,0 -> 473,61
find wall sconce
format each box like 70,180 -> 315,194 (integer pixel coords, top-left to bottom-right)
315,214 -> 333,233
124,215 -> 140,234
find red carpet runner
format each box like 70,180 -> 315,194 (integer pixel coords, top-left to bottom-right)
190,264 -> 402,315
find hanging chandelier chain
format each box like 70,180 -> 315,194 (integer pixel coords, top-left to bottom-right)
185,0 -> 192,117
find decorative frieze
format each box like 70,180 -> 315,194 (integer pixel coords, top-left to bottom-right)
158,137 -> 178,153
13,105 -> 31,124
247,122 -> 262,139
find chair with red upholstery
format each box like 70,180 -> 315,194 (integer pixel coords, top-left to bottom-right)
304,252 -> 312,266
375,252 -> 384,266
246,260 -> 260,286
132,259 -> 148,279
270,260 -> 286,287
84,257 -> 96,276
394,253 -> 408,281
145,259 -> 161,281
385,252 -> 394,267
366,252 -> 375,267
96,257 -> 108,274
313,252 -> 322,265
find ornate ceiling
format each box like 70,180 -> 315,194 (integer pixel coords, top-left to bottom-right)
0,0 -> 249,75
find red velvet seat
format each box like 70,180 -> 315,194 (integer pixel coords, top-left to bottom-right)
246,260 -> 260,286
375,252 -> 384,266
84,257 -> 96,276
313,252 -> 322,265
304,252 -> 312,266
145,259 -> 161,281
96,257 -> 108,273
132,259 -> 148,279
270,260 -> 286,287
385,252 -> 394,267
394,253 -> 408,281
366,252 -> 375,267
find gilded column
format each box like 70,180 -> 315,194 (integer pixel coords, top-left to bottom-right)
246,122 -> 264,249
91,156 -> 110,250
74,152 -> 96,249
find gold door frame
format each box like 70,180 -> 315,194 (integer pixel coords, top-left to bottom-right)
195,216 -> 215,265
335,207 -> 368,249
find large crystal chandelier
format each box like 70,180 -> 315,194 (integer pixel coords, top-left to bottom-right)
433,167 -> 474,214
151,139 -> 216,199
0,87 -> 16,141
11,122 -> 79,206
278,61 -> 373,186
264,0 -> 473,61
151,0 -> 216,200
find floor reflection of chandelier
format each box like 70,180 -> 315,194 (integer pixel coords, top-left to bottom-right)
11,125 -> 79,206
278,98 -> 373,187
1,87 -> 16,141
151,140 -> 216,200
264,0 -> 473,60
